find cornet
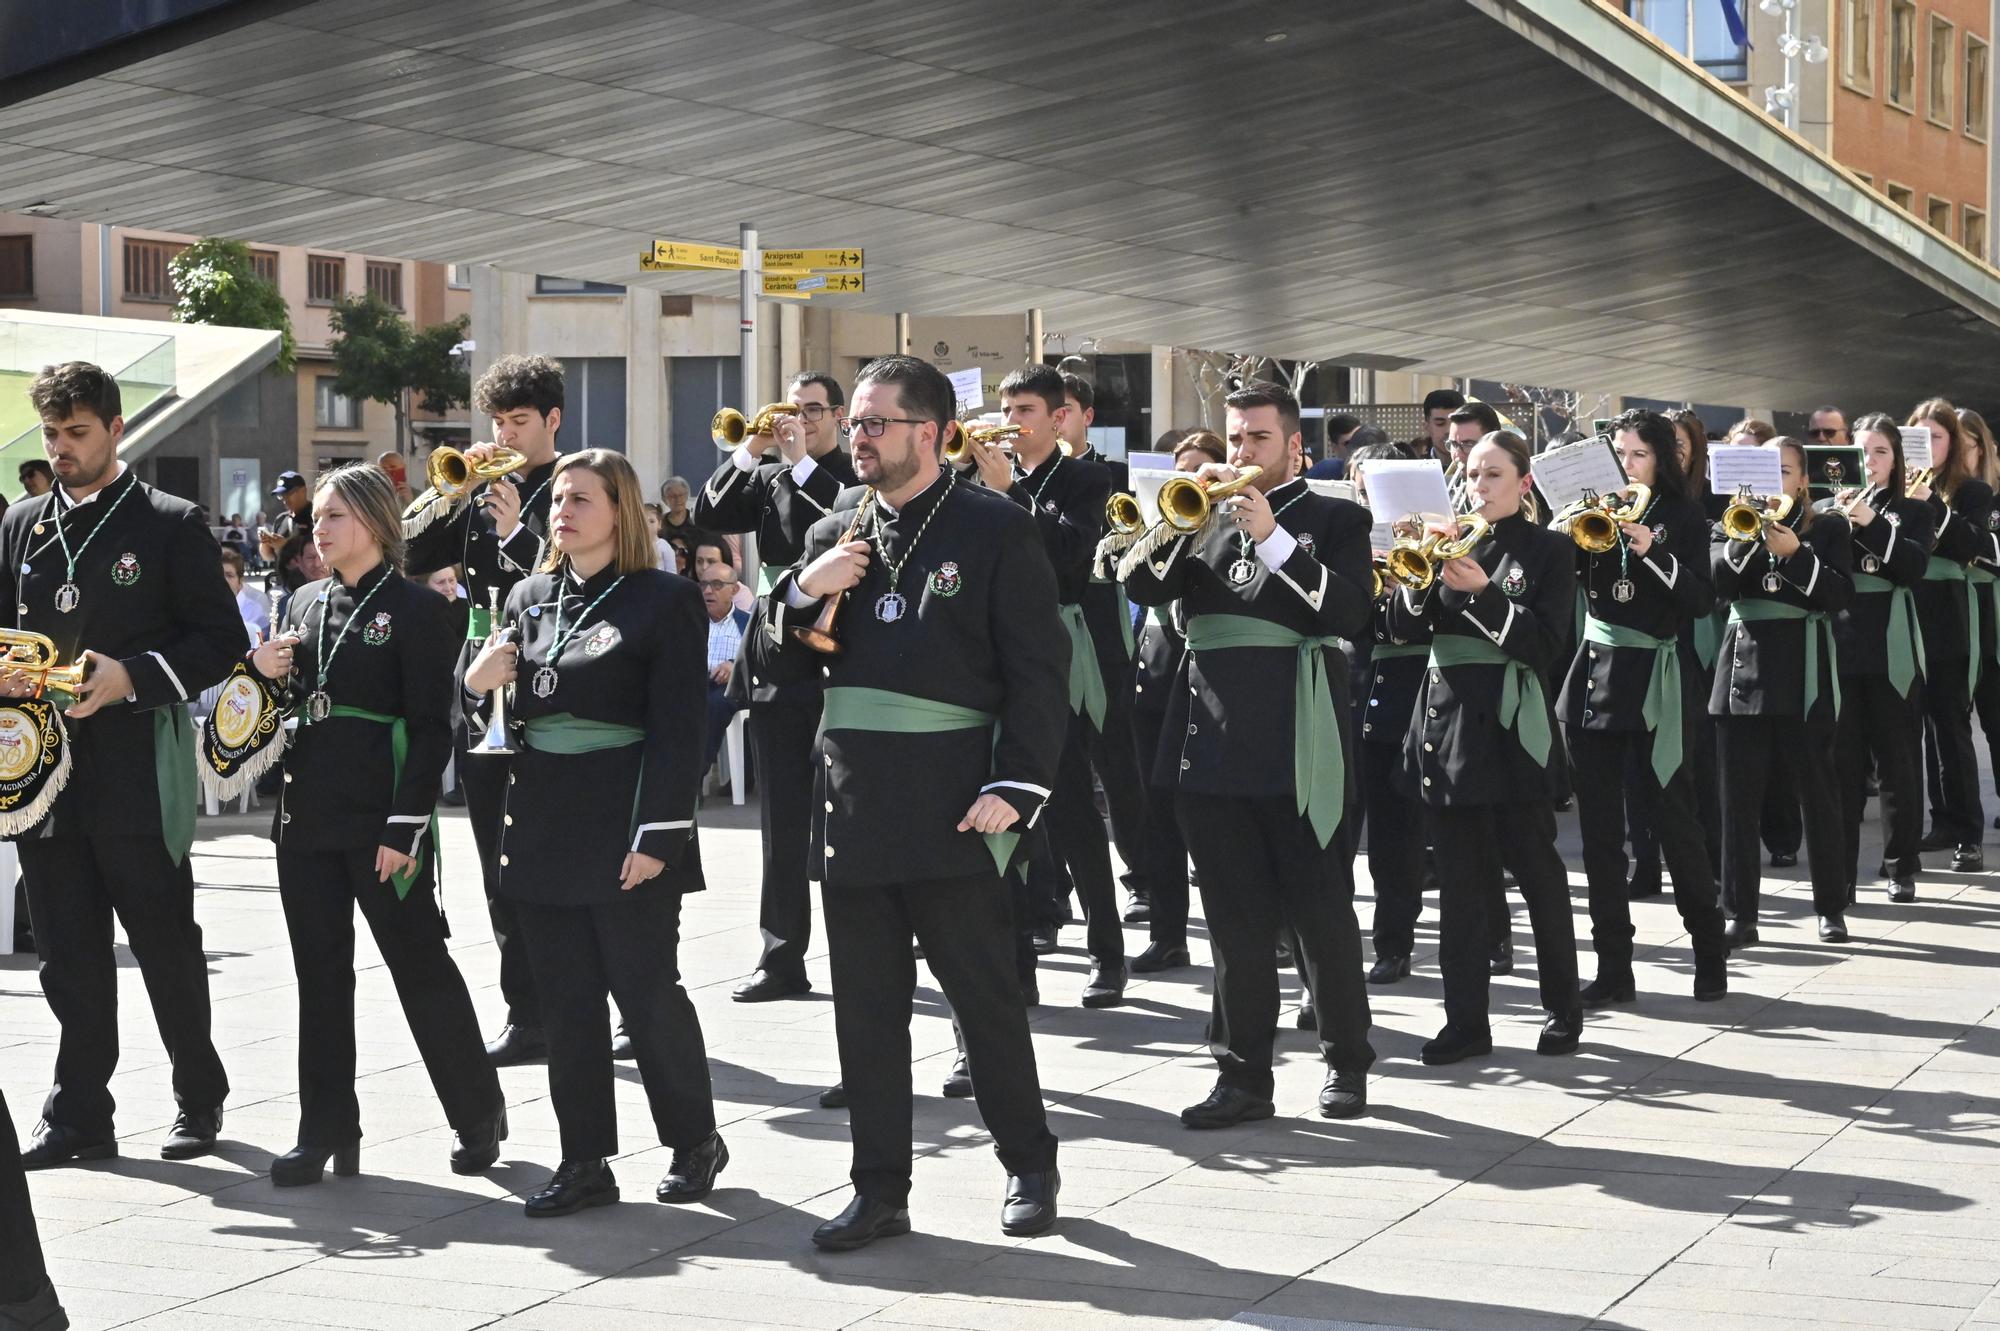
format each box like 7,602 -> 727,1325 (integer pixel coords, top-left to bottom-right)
1552,484 -> 1651,554
944,421 -> 1022,463
0,629 -> 89,698
469,591 -> 516,756
1907,466 -> 1936,493
712,403 -> 800,450
1383,514 -> 1491,592
424,445 -> 527,503
1105,492 -> 1144,537
1835,483 -> 1884,518
1719,485 -> 1796,542
1155,466 -> 1264,533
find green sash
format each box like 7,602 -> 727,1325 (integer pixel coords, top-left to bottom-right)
1581,618 -> 1682,787
155,706 -> 196,869
466,604 -> 493,642
819,686 -> 1020,876
520,715 -> 646,753
1921,558 -> 1979,694
1184,613 -> 1344,848
1691,608 -> 1725,671
1058,603 -> 1108,730
1426,634 -> 1553,767
1972,566 -> 2000,685
316,704 -> 433,900
1851,572 -> 1926,698
1727,600 -> 1841,718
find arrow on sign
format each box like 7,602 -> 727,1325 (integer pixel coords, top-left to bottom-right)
650,239 -> 744,270
760,247 -> 864,272
640,254 -> 718,273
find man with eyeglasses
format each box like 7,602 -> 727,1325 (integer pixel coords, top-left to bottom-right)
1807,406 -> 1849,447
696,370 -> 857,1003
697,545 -> 750,776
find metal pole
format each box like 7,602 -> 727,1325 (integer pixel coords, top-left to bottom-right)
739,223 -> 758,405
1783,4 -> 1798,131
1026,308 -> 1043,366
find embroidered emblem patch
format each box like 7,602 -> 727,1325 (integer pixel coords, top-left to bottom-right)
1651,524 -> 1668,543
1295,531 -> 1316,554
110,553 -> 140,587
1500,566 -> 1526,597
584,623 -> 618,656
360,611 -> 392,646
929,561 -> 964,598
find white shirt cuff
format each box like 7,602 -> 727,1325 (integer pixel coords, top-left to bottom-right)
790,455 -> 819,487
1255,527 -> 1298,570
783,582 -> 818,610
731,444 -> 761,473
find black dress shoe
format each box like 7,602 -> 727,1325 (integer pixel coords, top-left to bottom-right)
1817,913 -> 1849,942
1537,1008 -> 1583,1056
1001,1168 -> 1060,1236
818,1083 -> 848,1110
1578,975 -> 1636,1009
1296,1001 -> 1317,1031
656,1132 -> 727,1204
1367,954 -> 1411,985
1954,844 -> 1985,872
1722,917 -> 1760,951
1769,851 -> 1798,868
610,1025 -> 634,1061
485,1024 -> 547,1066
1626,861 -> 1662,900
524,1158 -> 618,1217
1889,878 -> 1916,903
1081,962 -> 1128,1009
161,1106 -> 222,1160
941,1054 -> 973,1099
1488,938 -> 1514,976
1318,1069 -> 1367,1120
1031,925 -> 1060,955
1179,1083 -> 1276,1129
1121,892 -> 1152,924
1420,1027 -> 1493,1066
20,1122 -> 116,1171
451,1107 -> 508,1175
0,1275 -> 68,1331
812,1193 -> 913,1251
1129,941 -> 1190,973
1693,954 -> 1728,1002
270,1140 -> 360,1187
732,969 -> 811,1003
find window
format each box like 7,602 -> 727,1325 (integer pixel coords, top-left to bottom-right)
1887,181 -> 1916,212
557,357 -> 627,452
1889,0 -> 1916,108
365,260 -> 403,309
123,238 -> 184,303
1929,15 -> 1955,125
1855,171 -> 1875,187
447,263 -> 472,289
1965,207 -> 1988,256
1625,0 -> 1748,81
314,376 -> 361,430
250,249 -> 278,285
306,254 -> 344,305
1842,0 -> 1874,92
0,235 -> 31,299
1927,196 -> 1953,233
534,275 -> 625,296
1968,37 -> 1990,140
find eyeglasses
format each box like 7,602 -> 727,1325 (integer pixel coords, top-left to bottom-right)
698,579 -> 737,591
838,416 -> 928,439
1807,427 -> 1843,440
796,403 -> 834,422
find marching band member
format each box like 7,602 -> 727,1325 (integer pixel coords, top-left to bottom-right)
1956,409 -> 2000,818
464,450 -> 720,1217
1711,438 -> 1853,945
694,370 -> 856,1003
1122,382 -> 1378,1124
1825,415 -> 1934,905
1387,430 -> 1580,1064
6,362 -> 243,1168
770,355 -> 1067,1249
406,354 -> 565,1066
252,465 -> 503,1185
1558,409 -> 1727,1007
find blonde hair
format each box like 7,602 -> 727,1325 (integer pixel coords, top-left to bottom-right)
1909,398 -> 1977,497
313,464 -> 407,569
1957,408 -> 2000,490
540,450 -> 656,575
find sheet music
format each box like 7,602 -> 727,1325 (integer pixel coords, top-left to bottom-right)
1530,437 -> 1629,510
1707,444 -> 1784,497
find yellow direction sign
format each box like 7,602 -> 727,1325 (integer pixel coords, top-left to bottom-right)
639,254 -> 718,273
761,247 -> 864,272
763,272 -> 865,295
650,239 -> 744,270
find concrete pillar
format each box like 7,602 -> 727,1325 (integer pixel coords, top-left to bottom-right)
627,289 -> 665,494
1148,345 -> 1175,451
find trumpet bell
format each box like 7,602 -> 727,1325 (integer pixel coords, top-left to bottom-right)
1721,489 -> 1795,541
944,421 -> 1021,462
1156,465 -> 1264,533
1106,492 -> 1144,536
1383,514 -> 1490,591
1570,508 -> 1621,554
426,445 -> 526,501
712,403 -> 802,450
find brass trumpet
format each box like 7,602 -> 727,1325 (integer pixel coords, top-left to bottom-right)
943,420 -> 1022,462
1553,484 -> 1651,554
712,403 -> 801,450
1383,514 -> 1491,592
1719,485 -> 1797,542
1155,465 -> 1264,533
425,445 -> 527,502
1105,491 -> 1144,536
0,629 -> 89,698
1907,466 -> 1936,493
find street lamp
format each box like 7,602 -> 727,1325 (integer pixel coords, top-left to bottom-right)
1759,0 -> 1828,132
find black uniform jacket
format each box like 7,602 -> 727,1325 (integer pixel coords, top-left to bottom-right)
1131,602 -> 1184,721
1819,495 -> 1933,679
405,459 -> 555,652
1360,584 -> 1432,747
1077,447 -> 1136,675
1558,491 -> 1714,733
696,444 -> 858,709
1386,513 -> 1573,807
1709,509 -> 1853,718
267,565 -> 456,858
1913,480 -> 1996,665
988,449 -> 1111,607
0,468 -> 243,840
1122,478 -> 1374,799
767,471 -> 1069,889
486,564 -> 708,904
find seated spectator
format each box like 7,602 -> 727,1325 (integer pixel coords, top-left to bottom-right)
644,502 -> 673,570
220,548 -> 269,641
701,562 -> 750,777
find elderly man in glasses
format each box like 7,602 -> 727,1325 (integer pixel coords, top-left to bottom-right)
1807,406 -> 1849,446
696,537 -> 751,776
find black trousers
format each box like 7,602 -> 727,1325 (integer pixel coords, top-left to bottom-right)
1425,801 -> 1579,1038
21,836 -> 228,1136
1031,713 -> 1125,966
1087,670 -> 1151,895
1131,706 -> 1188,948
823,872 -> 1057,1206
514,891 -> 715,1160
1717,712 -> 1846,919
461,753 -> 538,1028
1975,659 -> 2000,806
1179,792 -> 1374,1096
703,683 -> 738,773
276,845 -> 500,1147
1761,763 -> 1803,858
1627,714 -> 1723,877
748,699 -> 819,982
1923,658 -> 1985,843
1837,675 -> 1924,883
1361,742 -> 1426,961
1566,727 -> 1725,978
0,1088 -> 48,1302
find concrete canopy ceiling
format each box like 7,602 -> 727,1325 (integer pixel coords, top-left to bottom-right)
4,0 -> 1999,409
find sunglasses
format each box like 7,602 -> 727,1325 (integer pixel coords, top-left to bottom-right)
1807,427 -> 1843,440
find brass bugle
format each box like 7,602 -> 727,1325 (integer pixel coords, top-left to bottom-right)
424,444 -> 527,503
1155,465 -> 1264,533
1106,492 -> 1144,536
0,629 -> 89,698
1383,513 -> 1491,592
712,403 -> 801,450
793,490 -> 880,655
1553,484 -> 1651,554
944,421 -> 1022,463
1720,485 -> 1796,542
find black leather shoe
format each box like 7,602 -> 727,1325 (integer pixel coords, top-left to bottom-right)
1954,844 -> 1985,872
1420,1027 -> 1493,1066
812,1193 -> 912,1251
1121,892 -> 1152,924
610,1025 -> 634,1061
1769,851 -> 1798,868
1537,1008 -> 1583,1056
1081,962 -> 1127,1008
1318,1069 -> 1367,1119
1001,1169 -> 1060,1236
451,1107 -> 508,1175
656,1132 -> 727,1204
1296,1001 -> 1317,1031
161,1106 -> 221,1160
1889,878 -> 1916,903
1579,975 -> 1636,1009
524,1158 -> 618,1217
0,1275 -> 68,1331
1129,941 -> 1191,973
270,1140 -> 360,1187
20,1122 -> 116,1171
1722,917 -> 1760,951
1626,861 -> 1662,899
942,1054 -> 973,1099
485,1024 -> 547,1066
1367,954 -> 1411,985
1179,1084 -> 1276,1130
818,1083 -> 848,1110
732,969 -> 810,1003
1693,954 -> 1728,1002
1488,937 -> 1514,976
1817,913 -> 1849,943
1031,925 -> 1060,955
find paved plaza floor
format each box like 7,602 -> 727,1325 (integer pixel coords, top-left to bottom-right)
5,792 -> 2000,1331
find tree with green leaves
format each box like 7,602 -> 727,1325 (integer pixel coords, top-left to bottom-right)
168,237 -> 297,374
327,292 -> 470,456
